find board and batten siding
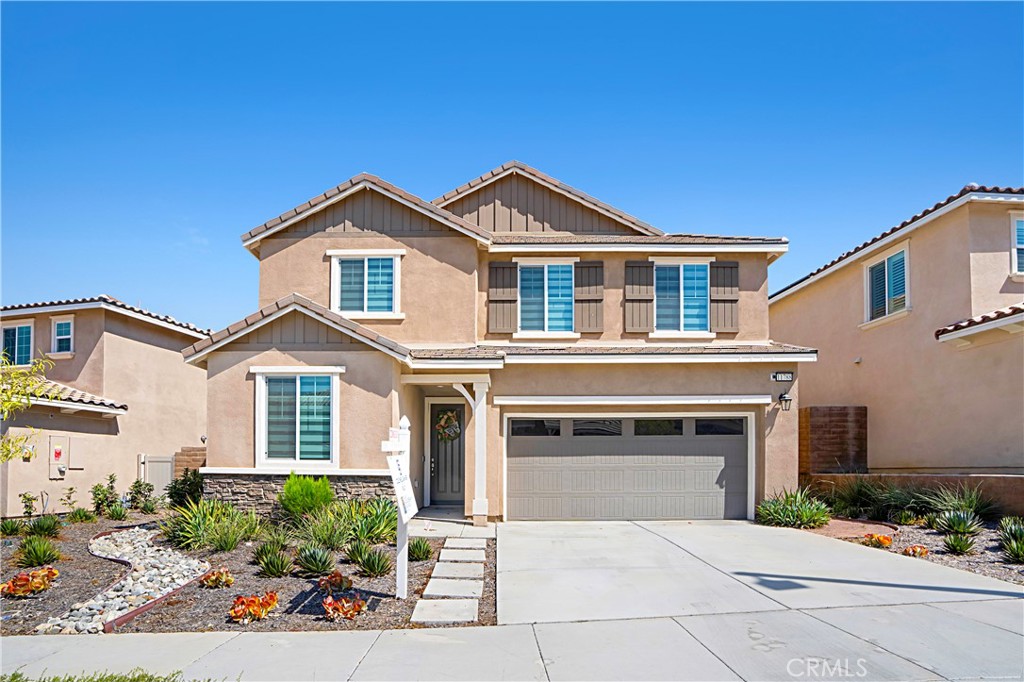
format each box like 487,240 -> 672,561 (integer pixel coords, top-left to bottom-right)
446,173 -> 635,234
227,310 -> 369,351
274,188 -> 450,238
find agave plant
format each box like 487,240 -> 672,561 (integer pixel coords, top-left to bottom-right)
889,509 -> 917,526
409,537 -> 433,562
257,549 -> 293,578
755,488 -> 831,529
106,504 -> 129,521
296,544 -> 336,576
346,539 -> 370,566
919,483 -> 999,520
293,505 -> 350,551
25,515 -> 61,538
17,536 -> 61,568
943,533 -> 975,555
1003,538 -> 1024,564
998,517 -> 1024,545
0,518 -> 23,537
935,510 -> 983,536
357,548 -> 392,577
66,508 -> 98,524
161,498 -> 263,550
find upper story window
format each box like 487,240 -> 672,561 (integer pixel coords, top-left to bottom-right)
2,322 -> 32,365
51,316 -> 74,355
865,246 -> 907,322
253,366 -> 344,468
1012,212 -> 1024,275
517,260 -> 574,333
653,261 -> 710,332
327,249 -> 404,319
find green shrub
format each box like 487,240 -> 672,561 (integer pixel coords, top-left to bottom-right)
357,548 -> 392,577
755,488 -> 831,529
160,498 -> 262,550
209,524 -> 244,552
295,544 -> 335,576
19,492 -> 38,517
935,510 -> 982,536
919,483 -> 999,520
1003,538 -> 1024,564
1,518 -> 24,536
293,505 -> 350,551
942,533 -> 975,555
259,525 -> 292,552
820,477 -> 881,519
90,479 -> 117,515
257,549 -> 293,577
127,480 -> 155,509
890,509 -> 917,526
165,468 -> 204,508
106,504 -> 128,521
278,473 -> 334,522
346,539 -> 370,565
17,535 -> 61,567
25,515 -> 61,537
140,499 -> 158,515
67,507 -> 98,523
408,537 -> 432,561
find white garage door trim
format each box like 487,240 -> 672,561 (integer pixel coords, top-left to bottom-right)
501,409 -> 757,521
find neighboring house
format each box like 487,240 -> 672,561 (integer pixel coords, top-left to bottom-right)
1,296 -> 209,517
770,185 -> 1024,474
183,161 -> 816,523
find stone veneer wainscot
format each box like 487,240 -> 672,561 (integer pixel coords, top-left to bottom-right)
203,473 -> 394,515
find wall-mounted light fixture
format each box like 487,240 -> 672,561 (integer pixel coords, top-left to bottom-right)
778,392 -> 793,411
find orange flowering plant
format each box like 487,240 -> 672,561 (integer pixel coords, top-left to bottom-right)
228,591 -> 278,623
902,544 -> 929,557
200,567 -> 234,588
317,570 -> 353,595
863,533 -> 893,548
1,566 -> 59,597
322,594 -> 367,621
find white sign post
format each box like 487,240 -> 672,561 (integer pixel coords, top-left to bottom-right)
382,416 -> 416,599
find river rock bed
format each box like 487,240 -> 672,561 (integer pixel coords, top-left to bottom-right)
34,527 -> 208,634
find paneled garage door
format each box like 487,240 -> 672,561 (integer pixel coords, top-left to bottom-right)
506,416 -> 748,520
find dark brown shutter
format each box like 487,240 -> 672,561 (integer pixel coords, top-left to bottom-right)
573,261 -> 604,333
488,262 -> 518,333
624,261 -> 654,332
710,261 -> 740,332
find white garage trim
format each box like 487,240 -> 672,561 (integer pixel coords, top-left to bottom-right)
501,410 -> 758,522
494,395 -> 772,406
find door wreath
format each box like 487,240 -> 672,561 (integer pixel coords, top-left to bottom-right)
434,410 -> 461,443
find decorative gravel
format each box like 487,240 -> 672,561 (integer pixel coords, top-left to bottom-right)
886,522 -> 1024,585
34,526 -> 208,634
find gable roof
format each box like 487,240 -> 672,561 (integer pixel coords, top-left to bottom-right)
1,295 -> 209,339
770,185 -> 1024,303
240,174 -> 492,252
433,161 -> 664,237
182,293 -> 414,365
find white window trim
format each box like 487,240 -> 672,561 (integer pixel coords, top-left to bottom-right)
1,319 -> 34,366
50,314 -> 74,358
253,366 -> 343,470
862,241 -> 911,324
515,261 -> 576,334
1010,211 -> 1024,279
651,260 -> 713,336
328,250 -> 405,319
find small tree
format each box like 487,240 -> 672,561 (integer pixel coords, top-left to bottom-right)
1,356 -> 54,463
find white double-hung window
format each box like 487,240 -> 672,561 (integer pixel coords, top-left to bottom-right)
652,258 -> 711,335
328,249 -> 404,319
514,258 -> 576,336
2,322 -> 33,365
253,366 -> 344,468
865,245 -> 908,322
1011,212 -> 1024,276
51,315 -> 74,355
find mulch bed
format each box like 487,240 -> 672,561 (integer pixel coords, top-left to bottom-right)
1,513 -> 159,635
120,536 -> 498,632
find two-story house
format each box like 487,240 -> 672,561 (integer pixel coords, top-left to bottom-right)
183,162 -> 816,523
1,296 -> 209,517
770,185 -> 1024,478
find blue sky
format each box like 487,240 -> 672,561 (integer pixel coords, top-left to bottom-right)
3,2 -> 1021,330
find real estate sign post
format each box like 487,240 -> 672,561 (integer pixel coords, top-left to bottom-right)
383,416 -> 416,599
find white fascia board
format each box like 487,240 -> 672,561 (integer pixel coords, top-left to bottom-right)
489,243 -> 788,255
502,352 -> 817,364
2,302 -> 208,340
493,394 -> 773,406
938,312 -> 1024,343
399,374 -> 491,385
771,193 -> 1024,304
325,249 -> 407,257
406,358 -> 505,370
250,365 -> 346,374
200,467 -> 390,477
30,398 -> 127,416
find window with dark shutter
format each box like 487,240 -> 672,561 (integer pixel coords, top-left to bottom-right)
574,261 -> 604,333
624,261 -> 654,332
488,262 -> 519,333
709,261 -> 740,332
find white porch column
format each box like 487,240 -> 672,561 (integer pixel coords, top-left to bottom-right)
470,381 -> 489,525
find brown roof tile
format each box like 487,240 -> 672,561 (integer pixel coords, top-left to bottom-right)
935,302 -> 1024,339
25,377 -> 128,412
0,295 -> 208,337
489,234 -> 787,246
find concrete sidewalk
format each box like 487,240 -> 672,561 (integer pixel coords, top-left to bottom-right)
4,598 -> 1022,681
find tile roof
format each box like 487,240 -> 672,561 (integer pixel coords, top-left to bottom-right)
0,295 -> 208,337
410,342 -> 815,360
433,161 -> 664,236
32,378 -> 127,412
772,185 -> 1024,300
489,234 -> 787,246
935,302 -> 1024,339
240,173 -> 492,246
183,293 -> 412,360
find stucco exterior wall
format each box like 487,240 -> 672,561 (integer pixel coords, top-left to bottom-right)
770,203 -> 1024,472
0,308 -> 107,395
967,203 -> 1024,315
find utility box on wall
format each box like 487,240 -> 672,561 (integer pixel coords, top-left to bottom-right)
48,436 -> 70,480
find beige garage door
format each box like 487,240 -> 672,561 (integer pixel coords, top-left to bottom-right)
507,416 -> 748,521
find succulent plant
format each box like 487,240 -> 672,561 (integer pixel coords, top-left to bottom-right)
943,533 -> 975,555
322,594 -> 367,621
935,510 -> 982,536
66,508 -> 98,523
1,519 -> 24,537
998,517 -> 1024,546
862,533 -> 892,549
317,570 -> 353,595
257,549 -> 293,578
228,592 -> 278,623
408,537 -> 433,562
25,515 -> 61,538
200,567 -> 235,588
346,539 -> 370,566
296,544 -> 336,576
1,566 -> 59,597
17,536 -> 61,568
889,509 -> 917,526
1003,538 -> 1024,564
106,504 -> 129,521
357,548 -> 392,577
901,544 -> 929,557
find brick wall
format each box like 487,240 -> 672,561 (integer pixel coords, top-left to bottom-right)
173,446 -> 207,479
802,473 -> 1024,516
799,406 -> 867,474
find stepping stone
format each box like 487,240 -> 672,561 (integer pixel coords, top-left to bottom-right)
424,578 -> 483,598
444,538 -> 487,549
432,562 -> 484,579
439,548 -> 485,562
411,598 -> 479,624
